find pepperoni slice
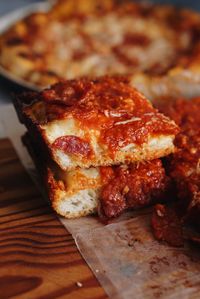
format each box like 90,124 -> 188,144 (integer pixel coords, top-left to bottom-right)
53,136 -> 92,157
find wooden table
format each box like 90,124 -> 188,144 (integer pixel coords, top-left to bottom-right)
0,138 -> 107,299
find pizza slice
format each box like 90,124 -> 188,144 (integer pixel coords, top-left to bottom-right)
21,76 -> 179,171
23,133 -> 171,219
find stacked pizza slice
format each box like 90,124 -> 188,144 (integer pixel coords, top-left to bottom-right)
15,76 -> 179,219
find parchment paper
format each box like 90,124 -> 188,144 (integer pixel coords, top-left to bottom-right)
1,104 -> 200,299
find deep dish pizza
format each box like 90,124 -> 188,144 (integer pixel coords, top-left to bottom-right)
16,76 -> 178,218
20,76 -> 178,171
23,132 -> 171,219
14,74 -> 200,247
1,0 -> 200,98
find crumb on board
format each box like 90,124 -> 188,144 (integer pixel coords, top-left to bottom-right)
76,281 -> 83,288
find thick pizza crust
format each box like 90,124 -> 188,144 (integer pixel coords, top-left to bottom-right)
21,77 -> 178,171
23,132 -> 170,219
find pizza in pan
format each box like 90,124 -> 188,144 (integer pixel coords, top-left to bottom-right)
1,0 -> 200,98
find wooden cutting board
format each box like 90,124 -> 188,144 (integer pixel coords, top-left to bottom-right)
0,138 -> 107,299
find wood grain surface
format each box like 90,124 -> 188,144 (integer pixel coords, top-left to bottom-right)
0,138 -> 108,299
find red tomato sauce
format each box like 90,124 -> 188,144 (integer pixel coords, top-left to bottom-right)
99,159 -> 171,218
